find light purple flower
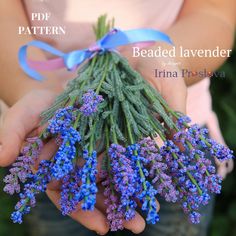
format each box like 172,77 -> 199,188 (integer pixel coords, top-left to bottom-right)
4,137 -> 43,195
101,170 -> 124,231
79,89 -> 103,116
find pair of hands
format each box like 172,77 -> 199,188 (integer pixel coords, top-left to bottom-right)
0,52 -> 230,234
0,52 -> 190,235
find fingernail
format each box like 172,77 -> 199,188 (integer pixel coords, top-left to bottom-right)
96,232 -> 104,235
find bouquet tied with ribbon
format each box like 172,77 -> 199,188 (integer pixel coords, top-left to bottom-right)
3,16 -> 234,231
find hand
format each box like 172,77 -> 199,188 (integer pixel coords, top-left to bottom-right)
122,44 -> 187,115
0,89 -> 147,234
215,158 -> 234,179
0,89 -> 56,166
132,51 -> 234,179
136,57 -> 187,115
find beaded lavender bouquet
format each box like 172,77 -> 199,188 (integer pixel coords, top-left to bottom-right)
3,16 -> 233,231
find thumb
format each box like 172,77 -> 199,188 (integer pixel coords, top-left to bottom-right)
0,90 -> 55,167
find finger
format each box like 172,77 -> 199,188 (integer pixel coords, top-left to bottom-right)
95,191 -> 107,214
47,179 -> 62,191
215,158 -> 234,179
153,135 -> 164,148
27,123 -> 48,138
123,212 -> 146,234
46,189 -> 109,235
226,159 -> 234,173
35,139 -> 58,169
217,165 -> 227,179
0,90 -> 55,167
216,158 -> 234,174
0,107 -> 39,166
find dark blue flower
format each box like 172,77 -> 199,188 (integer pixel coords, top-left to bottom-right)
176,115 -> 191,129
11,211 -> 23,224
127,144 -> 159,224
51,127 -> 81,179
78,150 -> 98,210
48,106 -> 76,134
208,139 -> 234,161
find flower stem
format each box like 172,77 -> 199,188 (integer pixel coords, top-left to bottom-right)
109,103 -> 118,144
105,125 -> 118,207
96,54 -> 109,94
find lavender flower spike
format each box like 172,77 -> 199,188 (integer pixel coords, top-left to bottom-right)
78,150 -> 98,210
79,89 -> 104,116
109,143 -> 137,221
139,137 -> 178,203
4,137 -> 43,195
101,170 -> 124,231
11,160 -> 52,224
127,144 -> 160,224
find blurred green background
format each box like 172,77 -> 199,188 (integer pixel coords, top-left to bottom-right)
0,44 -> 235,236
209,42 -> 236,236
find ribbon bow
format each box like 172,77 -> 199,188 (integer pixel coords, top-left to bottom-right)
18,28 -> 173,81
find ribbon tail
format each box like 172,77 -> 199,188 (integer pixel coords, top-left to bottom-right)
28,58 -> 65,71
18,45 -> 43,81
18,40 -> 65,81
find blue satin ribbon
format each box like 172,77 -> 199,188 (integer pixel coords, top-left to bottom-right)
18,28 -> 173,81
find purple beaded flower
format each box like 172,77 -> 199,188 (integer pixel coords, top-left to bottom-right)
208,139 -> 234,161
159,139 -> 222,224
60,168 -> 82,215
11,160 -> 52,224
79,89 -> 104,116
101,170 -> 124,231
109,143 -> 137,221
139,137 -> 178,203
175,115 -> 234,161
4,137 -> 43,195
